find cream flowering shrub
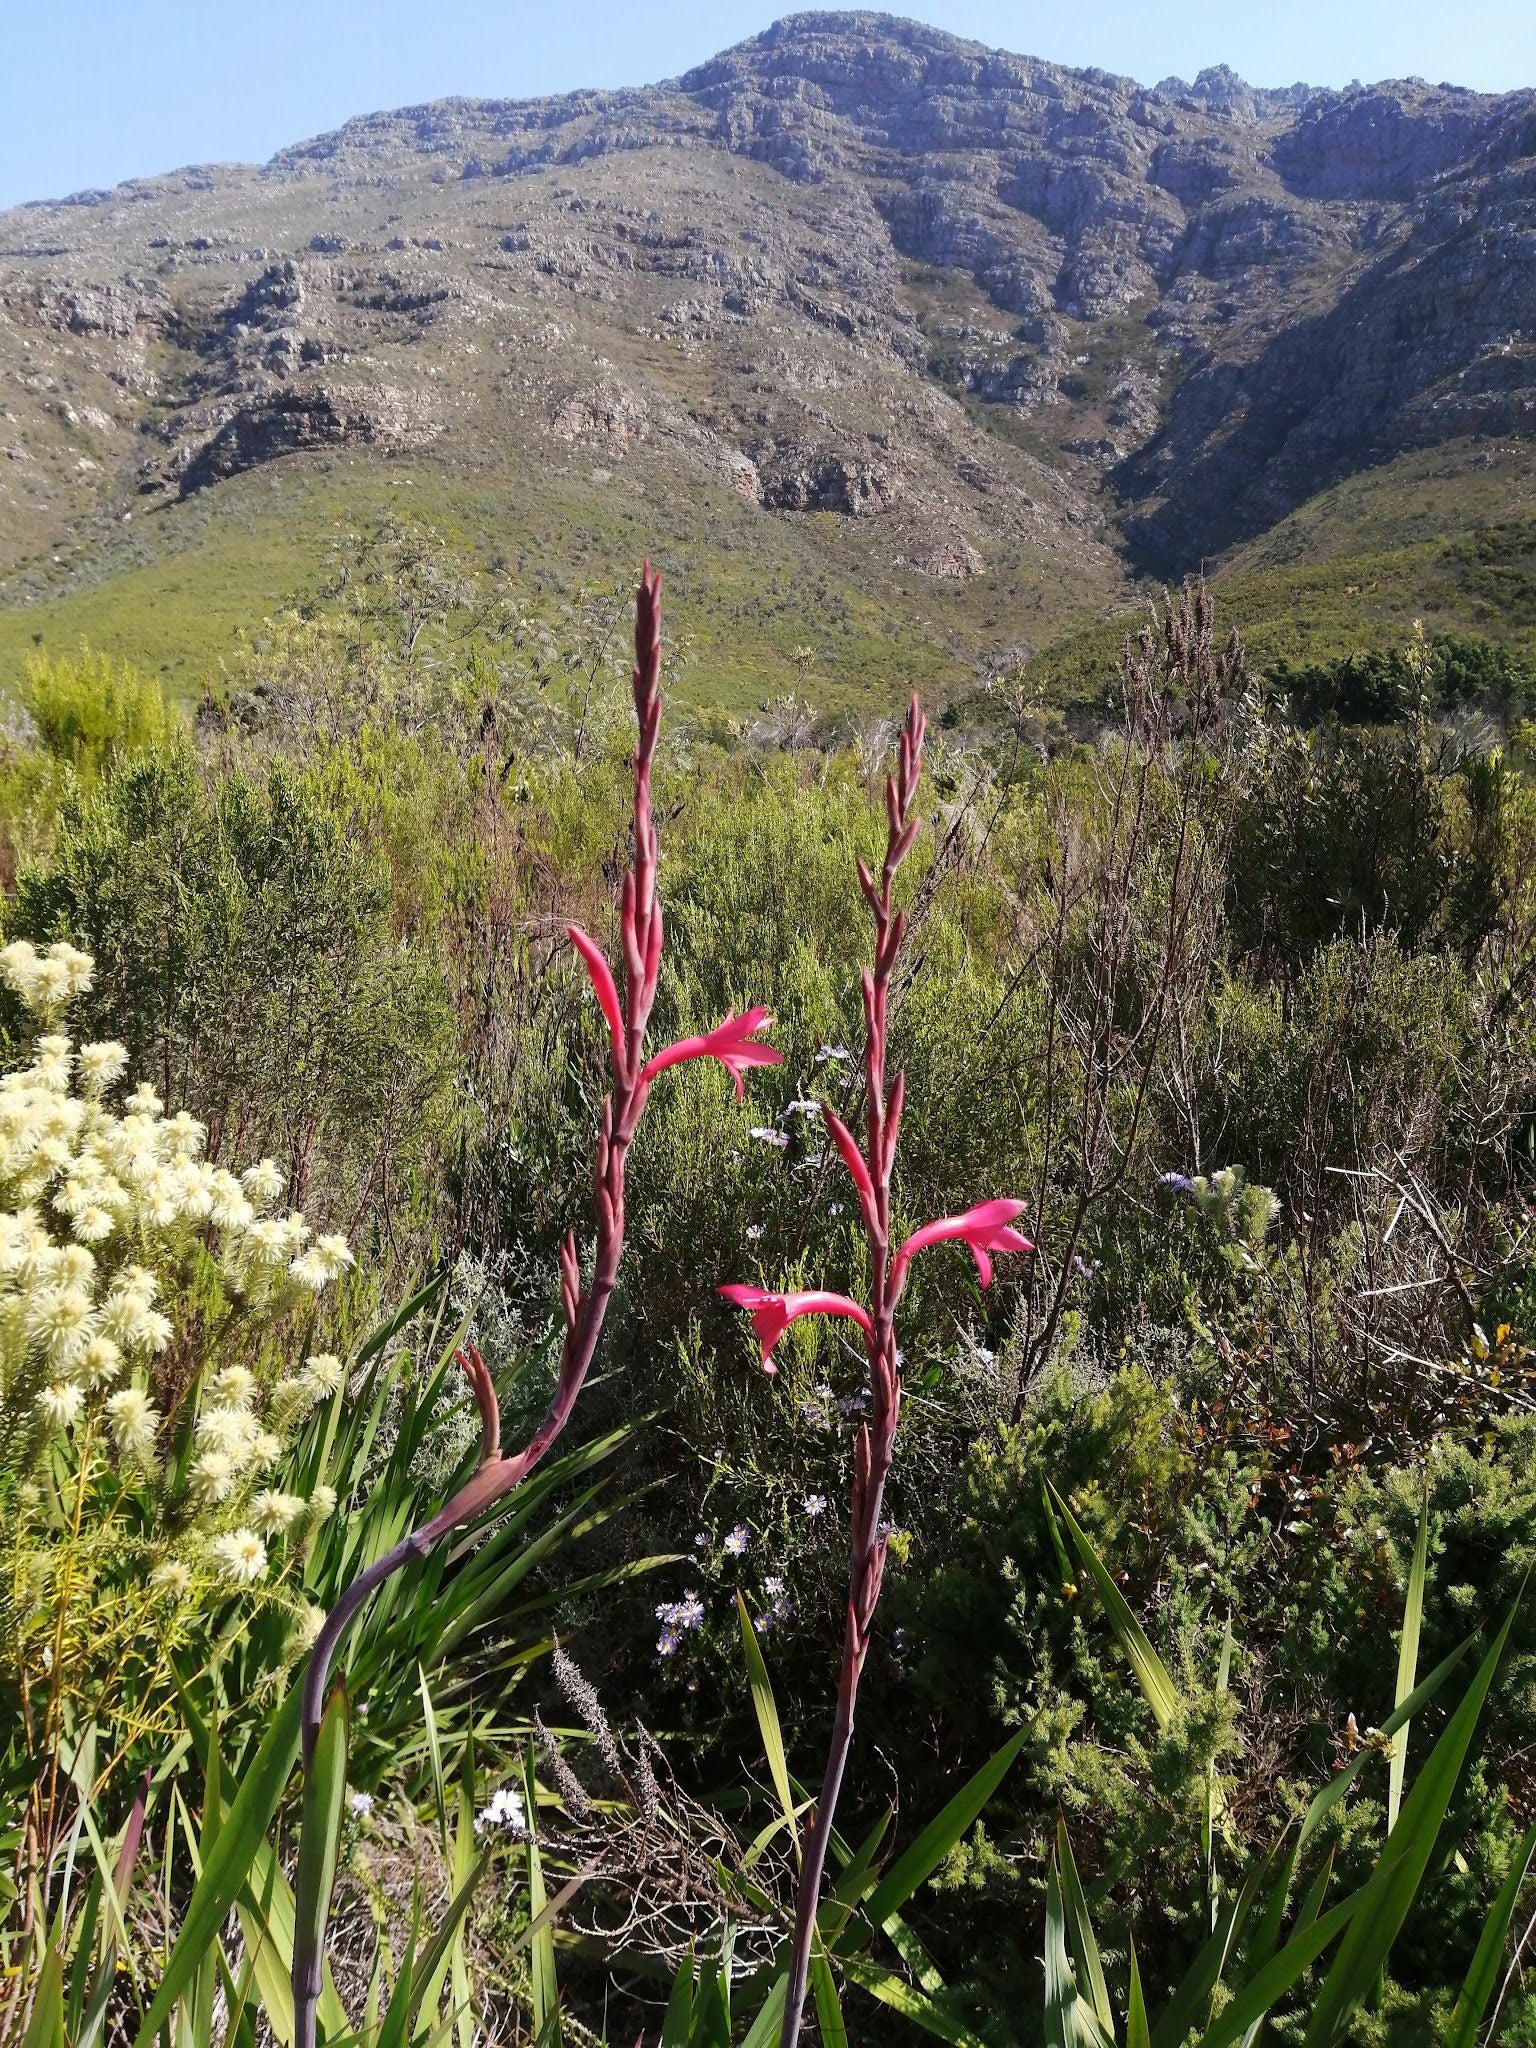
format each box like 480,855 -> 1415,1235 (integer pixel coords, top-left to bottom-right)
0,939 -> 357,1758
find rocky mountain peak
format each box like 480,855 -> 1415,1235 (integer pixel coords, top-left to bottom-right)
0,11 -> 1533,655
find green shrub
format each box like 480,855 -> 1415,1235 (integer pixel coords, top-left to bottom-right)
5,742 -> 457,1233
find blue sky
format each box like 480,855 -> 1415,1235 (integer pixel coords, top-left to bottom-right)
2,1 -> 1533,212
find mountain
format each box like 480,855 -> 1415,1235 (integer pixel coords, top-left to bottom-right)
1,11 -> 1534,703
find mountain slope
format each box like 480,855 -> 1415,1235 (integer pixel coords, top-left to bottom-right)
1,11 -> 1533,701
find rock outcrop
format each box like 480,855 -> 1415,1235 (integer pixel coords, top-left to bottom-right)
171,384 -> 439,496
0,9 -> 1533,608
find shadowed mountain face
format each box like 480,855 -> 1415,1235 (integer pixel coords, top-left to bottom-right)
1,10 -> 1533,681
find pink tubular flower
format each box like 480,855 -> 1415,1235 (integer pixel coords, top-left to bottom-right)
717,1284 -> 873,1372
891,1198 -> 1033,1295
824,1108 -> 877,1224
568,924 -> 625,1071
294,562 -> 778,2048
641,1006 -> 782,1098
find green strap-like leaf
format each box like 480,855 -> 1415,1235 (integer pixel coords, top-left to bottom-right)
658,1951 -> 694,2046
1057,1822 -> 1115,2040
812,1807 -> 894,1949
1196,1891 -> 1365,2048
20,1948 -> 64,2048
1042,1868 -> 1113,2048
292,1681 -> 351,2047
239,1831 -> 350,2041
1296,1631 -> 1473,1858
130,1682 -> 304,2047
812,1946 -> 850,2048
1126,1935 -> 1151,2048
738,1976 -> 788,2048
841,1726 -> 1027,1948
840,1953 -> 991,2047
1443,1820 -> 1536,2047
374,1933 -> 417,2048
1302,1597 -> 1520,2048
523,1747 -> 562,2047
1387,1483 -> 1430,1837
737,1591 -> 799,1849
1049,1484 -> 1179,1732
1149,1832 -> 1287,2048
407,1846 -> 492,2030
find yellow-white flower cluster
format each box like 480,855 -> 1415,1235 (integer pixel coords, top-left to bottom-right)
0,939 -> 357,1595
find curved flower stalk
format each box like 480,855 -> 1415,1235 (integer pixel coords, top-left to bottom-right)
293,562 -> 778,2048
719,696 -> 1032,2048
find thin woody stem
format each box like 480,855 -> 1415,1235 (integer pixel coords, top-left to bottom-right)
780,696 -> 925,2048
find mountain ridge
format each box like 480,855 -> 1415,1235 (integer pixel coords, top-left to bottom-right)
1,10 -> 1533,700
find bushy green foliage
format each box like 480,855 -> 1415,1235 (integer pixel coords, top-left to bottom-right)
5,740 -> 457,1230
1227,715 -> 1520,965
15,645 -> 176,773
0,646 -> 178,885
1270,632 -> 1536,726
4,544 -> 1536,2042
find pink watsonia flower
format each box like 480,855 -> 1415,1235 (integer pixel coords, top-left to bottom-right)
640,1005 -> 782,1098
568,923 -> 625,1071
717,696 -> 1035,2048
890,1198 -> 1034,1296
716,1284 -> 872,1372
293,562 -> 775,2048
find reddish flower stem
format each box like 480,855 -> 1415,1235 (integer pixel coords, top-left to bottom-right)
294,564 -> 775,2048
778,695 -> 926,2048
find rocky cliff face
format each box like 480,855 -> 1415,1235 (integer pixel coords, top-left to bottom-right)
1,10 -> 1532,628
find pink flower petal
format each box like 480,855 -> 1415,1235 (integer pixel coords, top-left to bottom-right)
823,1109 -> 876,1217
641,1008 -> 781,1097
568,925 -> 624,1068
891,1199 -> 1033,1291
718,1283 -> 872,1372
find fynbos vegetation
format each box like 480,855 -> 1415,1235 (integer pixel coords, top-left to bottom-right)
3,527 -> 1536,2048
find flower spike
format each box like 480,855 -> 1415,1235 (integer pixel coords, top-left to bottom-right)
293,562 -> 774,2048
717,693 -> 1035,2048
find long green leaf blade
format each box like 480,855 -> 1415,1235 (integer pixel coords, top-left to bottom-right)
21,1949 -> 64,2048
292,1682 -> 351,2047
523,1748 -> 562,2047
839,1955 -> 991,2047
1444,1820 -> 1536,2048
812,1947 -> 850,2048
1387,1484 -> 1430,1837
1302,1599 -> 1519,2048
737,1591 -> 799,1848
1049,1485 -> 1179,1732
739,1976 -> 788,2048
1295,1630 -> 1472,1858
1057,1822 -> 1114,2039
130,1682 -> 304,2047
843,1727 -> 1027,1948
658,1952 -> 694,2047
1197,1891 -> 1365,2048
1126,1935 -> 1151,2048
